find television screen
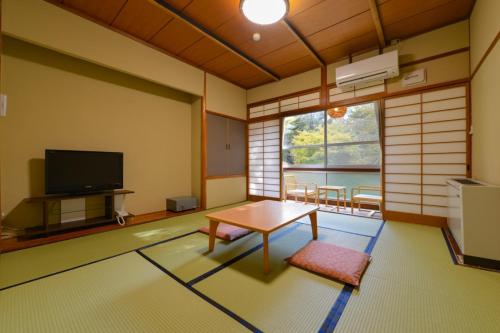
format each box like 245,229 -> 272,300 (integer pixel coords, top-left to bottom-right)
45,150 -> 123,194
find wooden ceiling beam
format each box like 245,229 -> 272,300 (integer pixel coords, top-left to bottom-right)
150,0 -> 280,81
368,0 -> 386,48
282,19 -> 326,68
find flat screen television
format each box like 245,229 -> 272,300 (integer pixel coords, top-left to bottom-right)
45,149 -> 123,195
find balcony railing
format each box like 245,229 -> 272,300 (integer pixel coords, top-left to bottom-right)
283,170 -> 381,200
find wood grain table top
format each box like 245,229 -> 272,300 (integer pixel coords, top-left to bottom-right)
205,200 -> 318,233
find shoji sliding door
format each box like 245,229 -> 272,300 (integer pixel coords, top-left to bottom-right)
384,85 -> 468,220
248,120 -> 281,198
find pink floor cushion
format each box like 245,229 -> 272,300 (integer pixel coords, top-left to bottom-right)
288,241 -> 371,287
199,223 -> 252,241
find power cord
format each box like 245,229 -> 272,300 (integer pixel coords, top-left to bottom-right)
116,215 -> 126,226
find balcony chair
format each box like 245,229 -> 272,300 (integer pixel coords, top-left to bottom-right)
351,185 -> 383,216
283,174 -> 318,205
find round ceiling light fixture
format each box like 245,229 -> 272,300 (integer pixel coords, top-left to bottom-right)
241,0 -> 289,25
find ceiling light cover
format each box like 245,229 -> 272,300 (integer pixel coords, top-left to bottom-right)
241,0 -> 289,25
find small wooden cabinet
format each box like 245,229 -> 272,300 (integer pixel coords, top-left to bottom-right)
23,190 -> 134,238
207,113 -> 246,177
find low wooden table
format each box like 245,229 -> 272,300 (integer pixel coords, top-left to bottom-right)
205,200 -> 318,273
317,185 -> 347,212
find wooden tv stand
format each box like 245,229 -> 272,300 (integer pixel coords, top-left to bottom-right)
23,190 -> 134,238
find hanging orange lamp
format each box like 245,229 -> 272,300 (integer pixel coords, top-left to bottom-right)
327,106 -> 347,118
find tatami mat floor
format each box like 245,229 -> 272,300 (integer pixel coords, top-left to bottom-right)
1,203 -> 499,332
335,222 -> 500,333
0,202 -> 247,289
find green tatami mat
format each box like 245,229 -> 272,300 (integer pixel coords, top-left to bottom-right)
0,202 -> 248,289
195,224 -> 370,333
366,222 -> 500,306
0,252 -> 248,333
335,221 -> 500,333
297,210 -> 382,236
141,231 -> 263,282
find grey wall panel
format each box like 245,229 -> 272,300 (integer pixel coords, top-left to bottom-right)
207,113 -> 227,177
226,118 -> 246,175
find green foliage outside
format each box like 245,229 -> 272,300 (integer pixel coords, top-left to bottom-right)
283,103 -> 381,167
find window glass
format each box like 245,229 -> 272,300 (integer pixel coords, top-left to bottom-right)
282,103 -> 381,169
283,111 -> 325,147
283,111 -> 325,168
327,103 -> 380,143
283,147 -> 325,168
327,102 -> 381,168
327,143 -> 381,167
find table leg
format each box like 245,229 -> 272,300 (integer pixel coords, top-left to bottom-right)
263,233 -> 270,274
208,220 -> 219,252
309,211 -> 318,240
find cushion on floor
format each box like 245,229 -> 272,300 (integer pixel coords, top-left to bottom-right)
287,240 -> 371,287
199,223 -> 252,241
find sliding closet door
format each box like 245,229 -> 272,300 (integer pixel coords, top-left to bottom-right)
207,113 -> 227,177
207,113 -> 246,177
226,118 -> 246,175
384,85 -> 468,218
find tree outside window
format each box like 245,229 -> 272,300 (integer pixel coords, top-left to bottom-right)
282,102 -> 381,168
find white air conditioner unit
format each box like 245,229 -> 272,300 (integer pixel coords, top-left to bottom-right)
335,50 -> 399,87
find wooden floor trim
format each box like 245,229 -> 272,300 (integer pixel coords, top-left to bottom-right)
384,210 -> 446,227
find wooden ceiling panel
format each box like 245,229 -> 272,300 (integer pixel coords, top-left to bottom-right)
288,0 -> 326,17
181,0 -> 240,31
237,72 -> 274,88
149,19 -> 203,55
224,63 -> 265,82
237,27 -> 298,59
273,55 -> 319,77
379,0 -> 459,26
112,0 -> 173,41
209,15 -> 256,47
308,11 -> 374,52
202,52 -> 246,74
257,42 -> 310,69
318,32 -> 379,63
288,0 -> 370,37
62,0 -> 127,24
57,0 -> 476,88
213,15 -> 297,60
383,0 -> 474,41
179,37 -> 227,65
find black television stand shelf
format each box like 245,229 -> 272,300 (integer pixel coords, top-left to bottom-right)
23,190 -> 134,238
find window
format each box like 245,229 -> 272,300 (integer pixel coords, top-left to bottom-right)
327,103 -> 381,168
282,111 -> 325,168
282,102 -> 381,169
